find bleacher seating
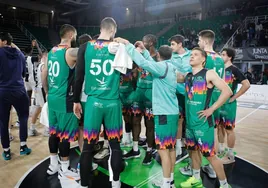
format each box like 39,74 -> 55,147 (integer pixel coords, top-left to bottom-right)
0,24 -> 39,55
159,15 -> 239,47
25,24 -> 51,50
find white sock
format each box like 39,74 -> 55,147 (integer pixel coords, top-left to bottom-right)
219,179 -> 228,188
50,155 -> 58,166
61,160 -> 70,172
133,141 -> 138,152
163,177 -> 171,188
3,148 -> 10,152
103,139 -> 109,148
112,180 -> 121,187
20,142 -> 26,146
176,139 -> 182,148
193,169 -> 201,180
30,124 -> 36,130
170,173 -> 174,182
228,147 -> 234,158
147,147 -> 152,152
219,143 -> 224,152
125,132 -> 131,141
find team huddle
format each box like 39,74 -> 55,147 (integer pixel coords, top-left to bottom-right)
0,16 -> 251,188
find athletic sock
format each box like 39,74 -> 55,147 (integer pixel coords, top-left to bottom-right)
133,141 -> 138,152
147,147 -> 152,152
50,155 -> 58,166
20,142 -> 26,147
103,139 -> 109,148
170,173 -> 174,182
193,169 -> 201,180
125,132 -> 131,142
176,139 -> 182,148
3,148 -> 10,152
219,143 -> 224,152
219,179 -> 228,188
163,177 -> 171,188
228,147 -> 234,159
30,124 -> 36,130
61,160 -> 70,172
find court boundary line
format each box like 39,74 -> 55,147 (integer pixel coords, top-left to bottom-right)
15,145 -> 78,188
235,155 -> 268,174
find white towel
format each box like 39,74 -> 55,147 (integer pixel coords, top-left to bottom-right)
40,102 -> 49,128
108,42 -> 133,74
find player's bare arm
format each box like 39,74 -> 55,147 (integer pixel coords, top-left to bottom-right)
41,58 -> 48,94
66,47 -> 79,67
230,79 -> 250,102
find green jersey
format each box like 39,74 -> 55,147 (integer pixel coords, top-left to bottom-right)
84,40 -> 120,100
136,56 -> 157,89
47,45 -> 75,113
205,51 -> 224,94
185,69 -> 214,128
120,72 -> 134,93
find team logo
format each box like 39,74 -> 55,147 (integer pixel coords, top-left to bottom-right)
96,77 -> 107,88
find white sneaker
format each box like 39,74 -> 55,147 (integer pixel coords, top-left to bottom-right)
28,128 -> 38,136
152,179 -> 163,187
94,147 -> 110,160
58,167 -> 80,181
201,165 -> 216,178
92,162 -> 98,171
15,121 -> 20,127
112,180 -> 121,188
47,164 -> 59,175
179,163 -> 193,176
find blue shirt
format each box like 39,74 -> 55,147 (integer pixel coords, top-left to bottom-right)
0,47 -> 26,91
126,43 -> 179,115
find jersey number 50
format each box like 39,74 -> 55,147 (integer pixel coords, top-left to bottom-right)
48,60 -> 60,77
90,59 -> 114,76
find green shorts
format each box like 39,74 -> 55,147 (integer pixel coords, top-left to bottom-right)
176,93 -> 185,117
185,125 -> 216,157
212,91 -> 221,126
84,96 -> 123,143
132,87 -> 153,120
155,115 -> 179,150
220,100 -> 237,130
120,91 -> 135,116
49,109 -> 79,142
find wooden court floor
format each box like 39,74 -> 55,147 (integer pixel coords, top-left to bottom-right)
0,105 -> 267,188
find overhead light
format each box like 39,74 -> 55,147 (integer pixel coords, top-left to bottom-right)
12,7 -> 16,10
51,10 -> 54,13
0,14 -> 1,16
126,8 -> 129,11
1,16 -> 3,18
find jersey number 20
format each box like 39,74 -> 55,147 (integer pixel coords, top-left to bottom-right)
48,60 -> 60,77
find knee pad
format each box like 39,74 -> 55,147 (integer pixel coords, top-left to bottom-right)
48,134 -> 59,154
59,139 -> 70,157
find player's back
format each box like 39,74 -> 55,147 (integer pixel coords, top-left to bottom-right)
205,51 -> 224,79
47,45 -> 75,113
84,40 -> 120,100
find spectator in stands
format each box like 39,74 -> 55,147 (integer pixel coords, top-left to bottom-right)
261,72 -> 268,85
0,32 -> 32,160
255,22 -> 263,40
235,30 -> 243,47
242,30 -> 248,47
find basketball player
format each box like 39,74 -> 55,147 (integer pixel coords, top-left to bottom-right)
219,48 -> 250,163
180,30 -> 224,178
35,50 -> 49,136
24,40 -> 42,136
123,34 -> 157,166
73,17 -> 123,188
169,34 -> 191,159
42,24 -> 80,180
115,37 -> 179,188
0,32 -> 31,160
179,47 -> 232,188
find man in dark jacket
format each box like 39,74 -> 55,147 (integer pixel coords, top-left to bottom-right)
0,32 -> 31,160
